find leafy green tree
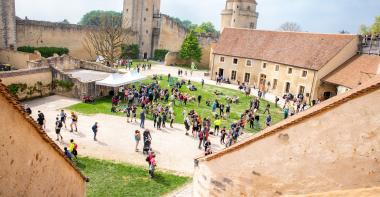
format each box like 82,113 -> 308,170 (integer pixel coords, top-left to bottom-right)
181,20 -> 193,29
359,16 -> 380,34
195,22 -> 217,34
179,31 -> 202,63
359,25 -> 370,35
121,44 -> 140,59
371,16 -> 380,34
79,10 -> 122,27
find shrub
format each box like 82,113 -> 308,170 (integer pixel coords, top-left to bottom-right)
17,46 -> 69,58
154,49 -> 169,61
53,80 -> 74,91
7,83 -> 27,96
120,44 -> 139,59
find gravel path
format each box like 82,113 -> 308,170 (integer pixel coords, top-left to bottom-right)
26,95 -> 249,175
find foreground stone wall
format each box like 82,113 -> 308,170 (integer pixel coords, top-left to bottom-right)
194,87 -> 380,196
0,87 -> 86,196
0,49 -> 41,69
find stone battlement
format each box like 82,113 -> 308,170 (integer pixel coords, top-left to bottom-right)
16,19 -> 97,31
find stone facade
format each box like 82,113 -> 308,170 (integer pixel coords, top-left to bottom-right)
210,29 -> 360,101
221,0 -> 259,32
211,54 -> 317,99
0,83 -> 87,196
193,77 -> 380,196
0,0 -> 16,49
122,0 -> 161,59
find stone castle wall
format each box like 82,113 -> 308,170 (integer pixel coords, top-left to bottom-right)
16,19 -> 97,60
156,14 -> 188,52
0,67 -> 52,100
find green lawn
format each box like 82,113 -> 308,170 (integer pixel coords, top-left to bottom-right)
67,76 -> 283,133
77,157 -> 190,197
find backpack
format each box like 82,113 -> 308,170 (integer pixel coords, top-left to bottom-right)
58,121 -> 63,128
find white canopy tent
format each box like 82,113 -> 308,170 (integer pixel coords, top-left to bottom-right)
96,72 -> 147,88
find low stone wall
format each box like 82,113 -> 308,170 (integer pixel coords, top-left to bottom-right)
0,49 -> 41,69
0,67 -> 52,100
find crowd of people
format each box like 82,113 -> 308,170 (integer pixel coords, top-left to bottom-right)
24,71 -> 287,178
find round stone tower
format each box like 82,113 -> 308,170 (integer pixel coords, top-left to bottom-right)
220,0 -> 259,32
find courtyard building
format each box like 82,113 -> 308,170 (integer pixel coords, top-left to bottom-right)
210,28 -> 360,101
322,54 -> 380,94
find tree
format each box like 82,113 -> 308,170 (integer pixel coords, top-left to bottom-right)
370,16 -> 380,34
120,44 -> 139,59
82,15 -> 129,66
179,31 -> 202,63
359,16 -> 380,35
195,22 -> 217,34
279,22 -> 302,32
60,19 -> 70,24
79,10 -> 122,27
339,30 -> 350,34
359,25 -> 370,35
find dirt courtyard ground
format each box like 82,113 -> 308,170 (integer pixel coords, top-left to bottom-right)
25,95 -> 250,175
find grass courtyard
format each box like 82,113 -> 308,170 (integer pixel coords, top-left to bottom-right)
77,157 -> 190,197
67,76 -> 283,133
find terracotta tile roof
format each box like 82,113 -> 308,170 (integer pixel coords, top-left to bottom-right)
0,80 -> 88,181
322,54 -> 380,89
196,75 -> 380,162
213,28 -> 358,70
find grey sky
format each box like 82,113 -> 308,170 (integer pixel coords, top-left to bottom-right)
15,0 -> 380,34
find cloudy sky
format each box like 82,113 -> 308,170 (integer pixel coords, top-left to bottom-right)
15,0 -> 379,34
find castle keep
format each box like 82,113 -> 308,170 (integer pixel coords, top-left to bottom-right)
122,0 -> 161,59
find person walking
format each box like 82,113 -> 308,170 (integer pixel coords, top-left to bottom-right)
134,130 -> 141,152
70,112 -> 78,132
197,95 -> 202,107
169,112 -> 175,128
140,109 -> 146,128
68,139 -> 78,160
60,110 -> 67,129
92,122 -> 98,141
220,127 -> 227,144
55,117 -> 63,141
214,118 -> 221,136
37,111 -> 46,129
201,79 -> 205,88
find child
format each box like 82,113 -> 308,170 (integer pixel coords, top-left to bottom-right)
220,127 -> 227,144
266,114 -> 272,127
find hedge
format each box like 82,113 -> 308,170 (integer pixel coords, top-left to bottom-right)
17,46 -> 69,58
154,49 -> 169,61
